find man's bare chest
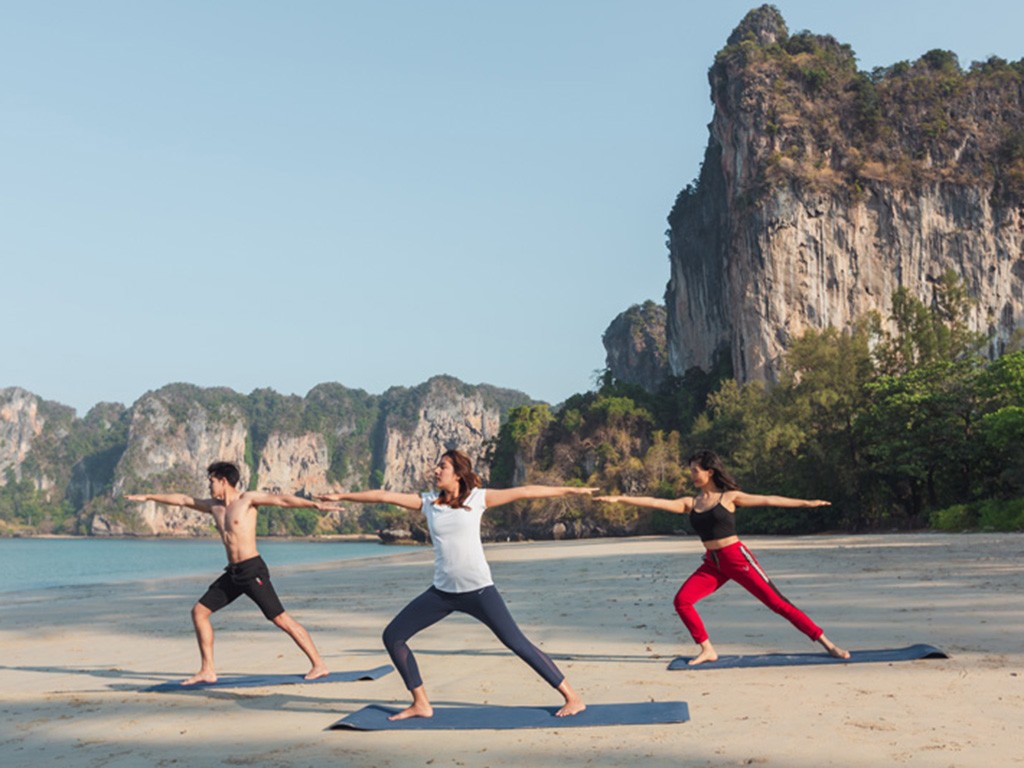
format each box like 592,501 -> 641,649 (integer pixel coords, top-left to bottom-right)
213,504 -> 253,535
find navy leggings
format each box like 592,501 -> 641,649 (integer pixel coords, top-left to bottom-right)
382,585 -> 565,691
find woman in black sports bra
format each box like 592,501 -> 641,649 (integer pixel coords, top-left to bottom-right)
597,449 -> 849,666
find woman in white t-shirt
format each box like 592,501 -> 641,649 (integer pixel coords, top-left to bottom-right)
319,449 -> 595,721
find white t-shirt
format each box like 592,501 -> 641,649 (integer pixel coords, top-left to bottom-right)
421,487 -> 493,592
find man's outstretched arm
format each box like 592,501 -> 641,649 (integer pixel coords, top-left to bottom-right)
124,493 -> 216,513
243,492 -> 340,512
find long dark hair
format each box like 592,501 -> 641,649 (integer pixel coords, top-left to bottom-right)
686,450 -> 740,492
436,449 -> 482,509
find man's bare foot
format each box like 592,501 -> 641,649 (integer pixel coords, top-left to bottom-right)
387,702 -> 434,721
818,635 -> 851,660
181,671 -> 217,685
687,641 -> 718,666
304,665 -> 330,680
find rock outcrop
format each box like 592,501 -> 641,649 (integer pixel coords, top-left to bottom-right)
0,388 -> 44,482
0,387 -> 76,495
375,376 -> 532,490
101,385 -> 249,535
664,5 -> 1024,383
602,301 -> 670,392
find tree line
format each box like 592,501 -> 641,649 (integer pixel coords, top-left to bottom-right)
486,272 -> 1024,537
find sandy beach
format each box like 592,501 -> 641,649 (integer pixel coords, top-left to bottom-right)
1,533 -> 1021,767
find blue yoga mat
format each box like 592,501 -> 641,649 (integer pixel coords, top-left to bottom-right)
329,701 -> 690,731
142,664 -> 394,692
667,643 -> 948,670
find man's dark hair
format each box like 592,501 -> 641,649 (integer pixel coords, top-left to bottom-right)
207,461 -> 241,488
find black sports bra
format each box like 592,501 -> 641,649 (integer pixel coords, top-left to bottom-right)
689,496 -> 738,542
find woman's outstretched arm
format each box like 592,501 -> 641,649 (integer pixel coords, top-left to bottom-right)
316,490 -> 423,511
484,486 -> 598,509
594,495 -> 693,515
729,491 -> 830,509
243,492 -> 340,512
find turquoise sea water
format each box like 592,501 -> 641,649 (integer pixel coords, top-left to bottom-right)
0,537 -> 390,593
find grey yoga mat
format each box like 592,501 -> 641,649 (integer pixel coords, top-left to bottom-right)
329,701 -> 690,731
667,643 -> 948,670
142,664 -> 394,691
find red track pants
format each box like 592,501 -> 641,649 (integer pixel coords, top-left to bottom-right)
673,541 -> 823,644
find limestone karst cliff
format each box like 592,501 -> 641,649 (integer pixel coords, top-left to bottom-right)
0,377 -> 533,536
662,5 -> 1024,384
102,385 -> 250,535
1,387 -> 113,501
0,388 -> 45,483
374,377 -> 528,491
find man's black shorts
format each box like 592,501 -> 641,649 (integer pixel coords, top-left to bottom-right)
198,554 -> 286,620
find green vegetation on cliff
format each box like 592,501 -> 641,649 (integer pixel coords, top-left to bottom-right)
0,400 -> 129,535
707,4 -> 1024,201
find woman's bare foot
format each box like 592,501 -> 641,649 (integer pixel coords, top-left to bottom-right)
304,665 -> 330,680
387,702 -> 434,720
555,680 -> 586,717
181,670 -> 217,686
687,640 -> 718,666
818,634 -> 851,659
388,685 -> 433,720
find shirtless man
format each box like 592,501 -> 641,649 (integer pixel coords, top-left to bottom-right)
125,460 -> 339,685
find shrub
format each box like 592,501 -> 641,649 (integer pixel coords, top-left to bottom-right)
977,498 -> 1024,531
930,498 -> 1024,531
929,503 -> 978,531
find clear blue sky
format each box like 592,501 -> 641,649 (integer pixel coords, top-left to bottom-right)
3,1 -> 1022,415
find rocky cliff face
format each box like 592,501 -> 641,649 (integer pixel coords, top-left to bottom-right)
66,402 -> 130,509
1,377 -> 533,535
602,301 -> 670,392
0,388 -> 43,482
375,376 -> 531,490
115,387 -> 250,490
665,6 -> 1024,383
101,386 -> 250,535
0,387 -> 77,496
256,432 -> 336,496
